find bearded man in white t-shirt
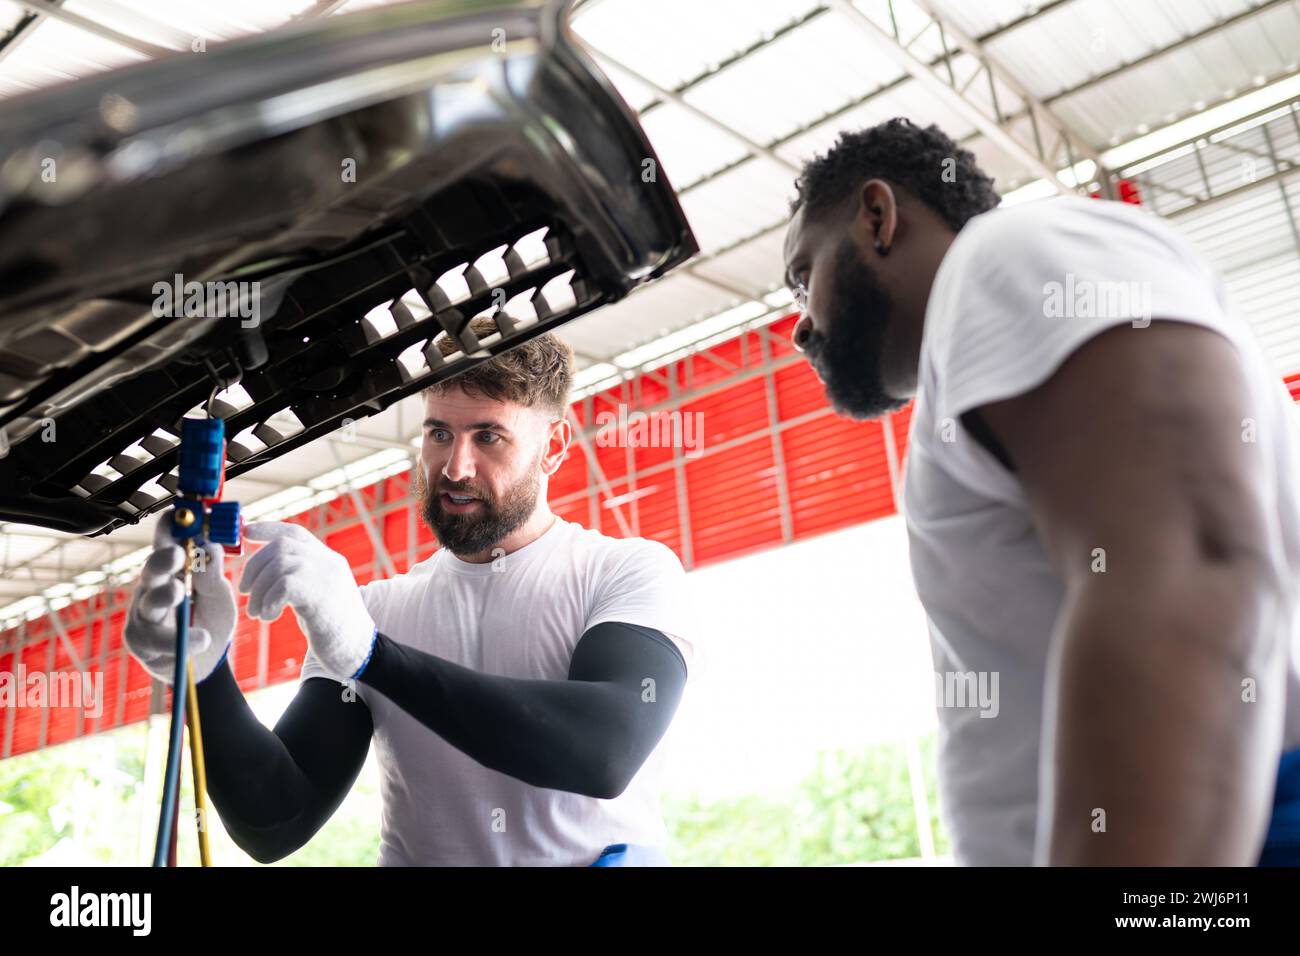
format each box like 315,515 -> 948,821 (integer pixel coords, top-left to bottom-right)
782,117 -> 1300,866
123,317 -> 695,866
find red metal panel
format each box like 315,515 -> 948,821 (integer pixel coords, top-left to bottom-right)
637,369 -> 672,408
685,436 -> 783,566
8,637 -> 48,756
47,611 -> 89,744
230,594 -> 262,690
774,357 -> 827,421
12,301 -> 1300,761
326,523 -> 375,583
265,611 -> 309,688
629,472 -> 684,555
44,678 -> 80,746
98,651 -> 125,731
105,600 -> 127,655
766,314 -> 801,357
551,495 -> 589,526
688,333 -> 763,391
891,404 -> 914,460
382,475 -> 413,574
50,613 -> 86,671
631,432 -> 676,472
550,441 -> 589,499
120,655 -> 152,725
683,377 -> 767,448
587,390 -> 631,482
590,477 -> 634,538
783,413 -> 895,539
9,681 -> 39,757
0,645 -> 11,696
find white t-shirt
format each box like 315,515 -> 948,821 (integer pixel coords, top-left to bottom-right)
902,195 -> 1300,865
299,516 -> 694,866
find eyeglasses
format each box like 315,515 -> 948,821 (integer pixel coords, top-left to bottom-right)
791,278 -> 809,314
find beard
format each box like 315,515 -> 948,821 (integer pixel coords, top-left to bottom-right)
801,239 -> 909,421
415,454 -> 542,557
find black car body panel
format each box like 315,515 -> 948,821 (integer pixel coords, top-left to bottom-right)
0,0 -> 697,535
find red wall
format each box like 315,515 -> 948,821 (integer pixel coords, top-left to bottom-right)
4,320 -> 1296,759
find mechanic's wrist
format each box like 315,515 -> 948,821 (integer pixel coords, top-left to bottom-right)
195,639 -> 233,685
142,635 -> 230,687
311,618 -> 378,682
347,627 -> 379,680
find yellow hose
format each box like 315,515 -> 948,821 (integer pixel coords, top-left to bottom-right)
185,657 -> 212,867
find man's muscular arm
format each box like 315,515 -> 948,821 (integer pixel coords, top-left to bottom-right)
975,321 -> 1287,864
358,620 -> 687,799
196,665 -> 373,863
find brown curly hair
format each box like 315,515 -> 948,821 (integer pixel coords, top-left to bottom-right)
422,316 -> 573,416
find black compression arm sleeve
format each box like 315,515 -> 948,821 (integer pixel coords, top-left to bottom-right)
357,621 -> 687,799
194,664 -> 373,863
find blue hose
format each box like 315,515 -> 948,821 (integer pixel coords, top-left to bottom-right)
152,591 -> 190,867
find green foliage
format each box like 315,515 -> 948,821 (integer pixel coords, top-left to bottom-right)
0,728 -> 150,866
0,751 -> 74,864
667,792 -> 803,866
1,724 -> 947,866
0,723 -> 381,867
665,736 -> 950,866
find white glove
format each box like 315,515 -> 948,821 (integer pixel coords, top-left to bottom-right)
123,512 -> 236,684
239,521 -> 377,681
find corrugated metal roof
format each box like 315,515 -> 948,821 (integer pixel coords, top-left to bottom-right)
690,228 -> 788,298
1037,0 -> 1300,146
0,11 -> 145,98
923,0 -> 1065,39
2,0 -> 1300,614
571,0 -> 821,92
636,99 -> 754,188
678,157 -> 796,255
675,8 -> 910,147
1116,98 -> 1300,372
983,0 -> 1268,102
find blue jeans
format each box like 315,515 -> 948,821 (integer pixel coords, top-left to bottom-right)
589,843 -> 669,866
1260,748 -> 1300,865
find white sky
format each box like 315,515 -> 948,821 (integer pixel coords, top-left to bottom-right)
661,515 -> 937,801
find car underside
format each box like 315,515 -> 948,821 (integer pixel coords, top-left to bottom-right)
0,0 -> 697,536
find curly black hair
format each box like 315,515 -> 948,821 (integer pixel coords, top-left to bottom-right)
790,118 -> 1000,231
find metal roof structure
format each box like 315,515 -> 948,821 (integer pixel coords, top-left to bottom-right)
2,0 -> 1299,627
